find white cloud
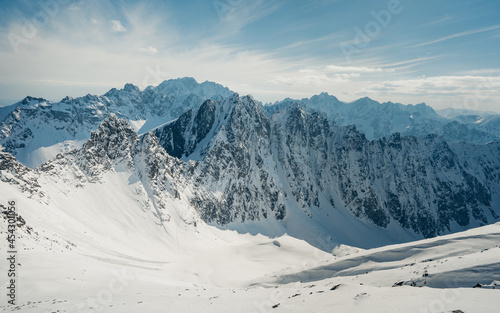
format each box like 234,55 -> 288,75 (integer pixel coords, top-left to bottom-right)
110,20 -> 126,33
267,66 -> 367,88
209,1 -> 282,42
458,69 -> 500,76
268,65 -> 394,87
68,4 -> 80,11
362,75 -> 500,111
411,25 -> 500,47
420,15 -> 452,27
324,65 -> 393,73
138,46 -> 158,55
366,76 -> 500,94
268,73 -> 330,86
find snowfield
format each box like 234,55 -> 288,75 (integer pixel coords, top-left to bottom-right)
1,175 -> 499,312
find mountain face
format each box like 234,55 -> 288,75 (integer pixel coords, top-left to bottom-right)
265,93 -> 500,144
450,114 -> 500,139
33,113 -> 197,230
0,77 -> 233,168
155,94 -> 287,224
1,82 -> 500,249
151,95 -> 500,239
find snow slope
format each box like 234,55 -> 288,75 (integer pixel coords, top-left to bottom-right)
1,178 -> 499,313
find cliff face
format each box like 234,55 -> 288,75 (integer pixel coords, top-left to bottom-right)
154,95 -> 500,238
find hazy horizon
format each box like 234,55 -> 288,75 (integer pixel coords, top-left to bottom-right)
1,77 -> 499,115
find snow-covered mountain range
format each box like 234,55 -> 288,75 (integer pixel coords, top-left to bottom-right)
1,85 -> 499,248
1,77 -> 500,312
154,94 -> 500,241
266,93 -> 500,144
2,78 -> 499,171
0,77 -> 233,168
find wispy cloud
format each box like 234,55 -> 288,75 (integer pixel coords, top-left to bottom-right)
457,69 -> 500,76
324,65 -> 393,73
267,64 -> 393,88
275,31 -> 347,51
411,25 -> 500,47
420,15 -> 452,27
375,56 -> 444,68
110,20 -> 126,33
362,75 -> 500,110
268,73 -> 331,86
209,0 -> 283,41
138,46 -> 158,55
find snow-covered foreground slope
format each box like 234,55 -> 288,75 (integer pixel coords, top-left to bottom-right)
1,176 -> 499,313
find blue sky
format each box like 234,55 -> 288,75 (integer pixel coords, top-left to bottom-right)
0,0 -> 499,111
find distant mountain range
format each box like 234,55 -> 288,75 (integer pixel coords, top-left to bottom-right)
2,78 -> 499,170
0,77 -> 233,168
266,93 -> 500,144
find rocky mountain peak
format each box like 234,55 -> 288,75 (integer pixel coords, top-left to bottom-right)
21,96 -> 48,105
307,92 -> 340,104
152,93 -> 267,161
60,96 -> 74,103
124,83 -> 140,93
0,78 -> 237,168
88,114 -> 137,146
79,114 -> 138,172
157,77 -> 198,91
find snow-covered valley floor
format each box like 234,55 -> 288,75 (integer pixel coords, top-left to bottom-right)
1,215 -> 499,312
1,174 -> 499,313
